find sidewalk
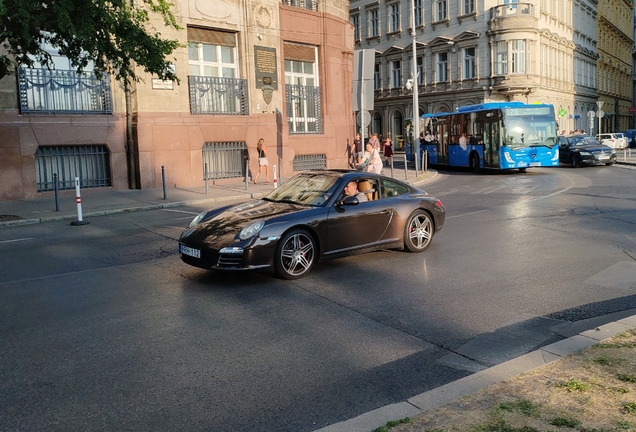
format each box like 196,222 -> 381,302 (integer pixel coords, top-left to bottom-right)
0,165 -> 438,228
615,147 -> 636,165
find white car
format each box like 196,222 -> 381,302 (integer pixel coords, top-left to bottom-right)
595,133 -> 627,149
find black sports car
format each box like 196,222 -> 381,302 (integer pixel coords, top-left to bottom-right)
558,134 -> 616,167
178,170 -> 445,279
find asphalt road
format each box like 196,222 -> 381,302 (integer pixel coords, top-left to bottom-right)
1,164 -> 636,431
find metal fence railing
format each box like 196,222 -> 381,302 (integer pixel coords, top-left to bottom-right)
35,145 -> 111,191
18,67 -> 112,115
202,142 -> 247,179
293,154 -> 327,171
285,84 -> 322,134
189,76 -> 249,115
281,0 -> 318,11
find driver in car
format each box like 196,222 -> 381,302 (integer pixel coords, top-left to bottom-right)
343,180 -> 368,202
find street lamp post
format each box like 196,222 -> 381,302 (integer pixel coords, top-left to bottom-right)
410,0 -> 419,171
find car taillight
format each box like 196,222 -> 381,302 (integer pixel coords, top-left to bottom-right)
435,199 -> 443,208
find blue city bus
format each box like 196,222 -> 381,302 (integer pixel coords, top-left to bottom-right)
419,102 -> 559,172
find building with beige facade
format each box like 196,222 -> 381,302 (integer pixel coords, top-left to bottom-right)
348,0 -> 632,146
597,0 -> 633,132
0,0 -> 355,200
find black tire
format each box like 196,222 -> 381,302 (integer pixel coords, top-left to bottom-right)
404,210 -> 433,253
519,168 -> 527,173
570,156 -> 579,168
274,229 -> 316,279
469,153 -> 480,173
605,162 -> 615,166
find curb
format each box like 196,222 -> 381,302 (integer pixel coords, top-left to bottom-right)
313,313 -> 636,432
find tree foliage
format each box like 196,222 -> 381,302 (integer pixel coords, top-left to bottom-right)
0,0 -> 181,82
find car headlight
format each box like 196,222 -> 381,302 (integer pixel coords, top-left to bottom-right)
239,220 -> 265,240
189,210 -> 210,228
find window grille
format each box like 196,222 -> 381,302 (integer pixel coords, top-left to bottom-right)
202,142 -> 248,179
189,76 -> 248,115
18,68 -> 112,115
285,84 -> 322,134
293,154 -> 327,171
35,145 -> 111,191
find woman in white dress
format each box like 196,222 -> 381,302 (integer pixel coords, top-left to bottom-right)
363,142 -> 383,174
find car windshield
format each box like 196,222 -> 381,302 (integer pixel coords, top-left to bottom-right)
568,136 -> 599,146
263,173 -> 340,207
615,133 -> 624,138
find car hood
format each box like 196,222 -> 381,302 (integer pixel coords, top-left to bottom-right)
180,199 -> 306,243
570,144 -> 613,152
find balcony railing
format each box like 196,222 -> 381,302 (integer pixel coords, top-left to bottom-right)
490,2 -> 533,19
281,0 -> 318,11
18,67 -> 112,115
188,76 -> 249,115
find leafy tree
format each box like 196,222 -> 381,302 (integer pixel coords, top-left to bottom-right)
0,0 -> 181,82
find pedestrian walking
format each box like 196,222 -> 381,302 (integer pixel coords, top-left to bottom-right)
253,138 -> 270,184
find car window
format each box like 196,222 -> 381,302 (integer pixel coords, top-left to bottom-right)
568,136 -> 586,146
615,133 -> 624,138
264,173 -> 340,206
558,137 -> 568,147
380,179 -> 409,198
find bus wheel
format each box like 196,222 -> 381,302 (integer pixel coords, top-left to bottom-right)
470,154 -> 480,173
519,168 -> 527,173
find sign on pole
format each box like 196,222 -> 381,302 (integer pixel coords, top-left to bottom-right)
352,49 -> 375,113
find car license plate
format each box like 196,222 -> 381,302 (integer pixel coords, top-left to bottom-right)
179,244 -> 201,258
599,155 -> 609,160
529,162 -> 541,167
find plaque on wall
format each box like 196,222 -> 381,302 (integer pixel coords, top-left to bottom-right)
254,45 -> 278,90
152,79 -> 174,90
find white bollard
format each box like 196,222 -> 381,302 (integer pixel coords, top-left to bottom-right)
70,176 -> 89,226
273,165 -> 278,189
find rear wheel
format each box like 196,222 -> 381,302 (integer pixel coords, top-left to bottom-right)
404,210 -> 433,252
519,168 -> 527,173
274,229 -> 316,279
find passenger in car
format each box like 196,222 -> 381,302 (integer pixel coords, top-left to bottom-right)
343,180 -> 368,202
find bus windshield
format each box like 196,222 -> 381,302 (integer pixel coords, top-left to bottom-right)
502,107 -> 557,149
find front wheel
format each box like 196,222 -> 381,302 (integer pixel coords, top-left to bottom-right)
404,210 -> 433,252
606,162 -> 615,166
274,229 -> 316,279
518,168 -> 527,173
570,156 -> 579,168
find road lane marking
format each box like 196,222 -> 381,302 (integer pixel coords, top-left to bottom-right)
447,210 -> 489,219
0,237 -> 33,244
162,209 -> 201,215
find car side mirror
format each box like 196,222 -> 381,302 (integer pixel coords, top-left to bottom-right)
338,196 -> 359,206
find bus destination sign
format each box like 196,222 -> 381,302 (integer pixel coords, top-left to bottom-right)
505,107 -> 552,116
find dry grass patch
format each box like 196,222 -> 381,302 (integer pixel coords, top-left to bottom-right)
390,329 -> 636,432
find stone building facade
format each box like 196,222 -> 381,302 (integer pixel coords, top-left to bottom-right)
0,0 -> 355,200
348,0 -> 631,146
597,0 -> 633,132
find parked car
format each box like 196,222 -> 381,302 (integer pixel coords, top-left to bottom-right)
595,133 -> 627,149
623,129 -> 636,148
559,134 -> 616,167
178,170 -> 446,279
